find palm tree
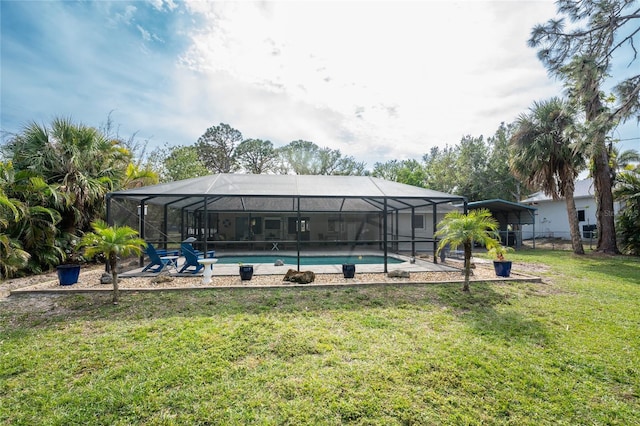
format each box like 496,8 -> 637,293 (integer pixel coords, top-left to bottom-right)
5,117 -> 130,235
0,188 -> 30,279
434,209 -> 500,292
79,220 -> 145,304
510,97 -> 586,255
0,162 -> 66,273
614,167 -> 640,255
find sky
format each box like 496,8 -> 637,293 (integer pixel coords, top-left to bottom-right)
1,0 -> 638,169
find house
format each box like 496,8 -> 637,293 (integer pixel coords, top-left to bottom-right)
519,178 -> 619,241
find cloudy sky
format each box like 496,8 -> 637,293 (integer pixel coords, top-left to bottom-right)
1,0 -> 637,168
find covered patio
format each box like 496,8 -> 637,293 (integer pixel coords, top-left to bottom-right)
107,174 -> 467,272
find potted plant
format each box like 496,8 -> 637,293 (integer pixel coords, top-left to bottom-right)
78,220 -> 145,304
57,235 -> 83,286
239,263 -> 254,281
342,263 -> 356,278
488,245 -> 514,277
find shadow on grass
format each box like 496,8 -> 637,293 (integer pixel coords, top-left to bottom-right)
580,254 -> 640,284
2,281 -> 550,346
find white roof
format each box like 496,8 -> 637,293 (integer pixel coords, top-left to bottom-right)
521,178 -> 595,203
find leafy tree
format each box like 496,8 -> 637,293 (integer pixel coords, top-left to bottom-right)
372,159 -> 403,181
454,135 -> 490,201
371,159 -> 426,187
484,123 -> 522,201
148,144 -> 209,182
529,0 -> 640,253
614,166 -> 640,255
79,220 -> 145,304
510,98 -> 586,255
434,209 -> 500,292
280,140 -> 365,175
423,146 -> 457,194
234,139 -> 279,174
195,123 -> 242,173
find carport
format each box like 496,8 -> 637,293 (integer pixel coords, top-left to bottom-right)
467,199 -> 537,248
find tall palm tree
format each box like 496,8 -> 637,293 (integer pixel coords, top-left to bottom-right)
5,117 -> 130,235
435,209 -> 500,292
510,97 -> 586,255
79,220 -> 145,304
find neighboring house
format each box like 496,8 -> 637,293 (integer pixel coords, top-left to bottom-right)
520,178 -> 619,241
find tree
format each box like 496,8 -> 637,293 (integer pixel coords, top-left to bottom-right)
423,146 -> 458,194
79,220 -> 145,304
234,139 -> 279,174
510,98 -> 586,255
4,117 -> 129,235
529,0 -> 640,253
614,166 -> 640,255
0,162 -> 66,273
0,178 -> 29,278
121,163 -> 159,189
371,159 -> 426,187
195,123 -> 242,173
484,123 -> 522,201
434,209 -> 500,292
280,140 -> 366,175
454,135 -> 490,201
148,145 -> 209,183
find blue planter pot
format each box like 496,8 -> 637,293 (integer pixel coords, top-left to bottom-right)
57,264 -> 81,285
342,264 -> 356,279
493,261 -> 512,277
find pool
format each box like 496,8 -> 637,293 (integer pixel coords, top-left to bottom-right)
215,255 -> 404,266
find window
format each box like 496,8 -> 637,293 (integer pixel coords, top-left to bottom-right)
288,217 -> 310,234
413,214 -> 425,229
577,210 -> 585,222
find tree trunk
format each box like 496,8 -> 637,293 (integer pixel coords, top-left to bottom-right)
563,180 -> 585,255
582,72 -> 619,254
592,143 -> 618,253
462,242 -> 472,292
109,255 -> 119,304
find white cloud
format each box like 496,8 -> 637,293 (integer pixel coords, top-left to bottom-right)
174,1 -> 562,164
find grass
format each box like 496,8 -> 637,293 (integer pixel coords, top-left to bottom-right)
1,250 -> 638,425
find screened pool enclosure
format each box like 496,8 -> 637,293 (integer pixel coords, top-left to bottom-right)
107,174 -> 467,272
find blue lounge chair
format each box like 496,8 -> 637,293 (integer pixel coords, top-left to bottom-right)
179,243 -> 215,274
142,243 -> 179,273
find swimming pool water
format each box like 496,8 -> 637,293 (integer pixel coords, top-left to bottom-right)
215,255 -> 404,265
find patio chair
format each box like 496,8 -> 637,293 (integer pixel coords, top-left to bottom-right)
142,243 -> 179,273
179,243 -> 215,274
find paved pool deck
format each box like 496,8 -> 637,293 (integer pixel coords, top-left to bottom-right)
121,250 -> 460,278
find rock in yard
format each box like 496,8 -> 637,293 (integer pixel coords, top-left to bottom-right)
283,269 -> 298,281
388,270 -> 410,278
151,275 -> 174,284
283,269 -> 316,284
100,273 -> 112,284
274,259 -> 285,266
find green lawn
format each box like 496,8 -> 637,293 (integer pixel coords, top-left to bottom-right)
1,250 -> 638,425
